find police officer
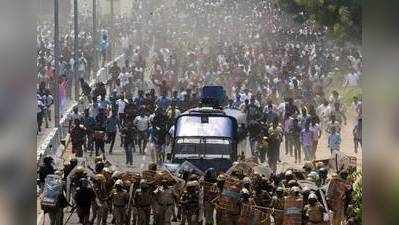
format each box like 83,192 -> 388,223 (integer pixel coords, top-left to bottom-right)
304,193 -> 325,225
154,180 -> 178,225
180,181 -> 200,225
74,178 -> 96,225
215,174 -> 225,225
43,172 -> 70,225
110,179 -> 129,225
271,187 -> 285,225
38,156 -> 55,192
202,168 -> 218,225
92,174 -> 108,225
134,180 -> 153,225
70,166 -> 88,204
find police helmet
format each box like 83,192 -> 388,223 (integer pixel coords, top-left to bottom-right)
285,170 -> 294,180
205,168 -> 216,178
276,186 -> 284,195
79,178 -> 90,188
115,179 -> 123,187
308,192 -> 318,204
189,174 -> 199,181
140,180 -> 149,189
186,180 -> 199,188
148,163 -> 157,171
318,167 -> 328,180
217,174 -> 226,182
303,162 -> 313,172
290,186 -> 301,195
95,174 -> 106,183
242,177 -> 251,185
308,192 -> 317,200
307,171 -> 320,183
75,166 -> 85,175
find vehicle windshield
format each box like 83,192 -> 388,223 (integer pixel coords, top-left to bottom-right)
175,115 -> 235,138
174,137 -> 231,159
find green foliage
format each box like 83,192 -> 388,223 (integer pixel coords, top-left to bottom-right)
276,0 -> 362,43
350,170 -> 362,224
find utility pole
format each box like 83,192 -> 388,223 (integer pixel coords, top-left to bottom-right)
73,0 -> 79,100
109,0 -> 114,60
92,0 -> 98,75
53,0 -> 60,127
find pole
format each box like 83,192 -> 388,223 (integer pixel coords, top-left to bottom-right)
73,0 -> 79,101
92,0 -> 98,75
109,0 -> 114,60
53,0 -> 60,127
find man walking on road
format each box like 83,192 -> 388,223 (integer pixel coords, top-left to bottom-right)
121,120 -> 135,166
106,110 -> 119,154
134,109 -> 150,155
300,122 -> 314,161
328,126 -> 341,154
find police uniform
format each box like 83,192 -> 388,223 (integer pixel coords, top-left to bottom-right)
110,180 -> 130,225
304,202 -> 325,225
202,181 -> 218,225
92,174 -> 109,225
271,195 -> 285,225
180,181 -> 200,225
133,182 -> 153,225
154,185 -> 177,225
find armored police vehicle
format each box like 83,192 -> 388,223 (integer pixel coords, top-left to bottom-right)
168,86 -> 242,172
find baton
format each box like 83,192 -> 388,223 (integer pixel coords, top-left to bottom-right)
64,205 -> 77,225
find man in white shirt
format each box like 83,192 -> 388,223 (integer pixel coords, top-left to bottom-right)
134,110 -> 150,155
343,70 -> 360,87
118,68 -> 131,94
316,99 -> 330,129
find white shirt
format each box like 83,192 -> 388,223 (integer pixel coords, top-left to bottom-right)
116,99 -> 127,114
134,115 -> 150,131
118,72 -> 131,88
344,72 -> 359,87
317,104 -> 330,121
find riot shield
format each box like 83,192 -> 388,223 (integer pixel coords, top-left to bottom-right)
41,175 -> 63,208
283,196 -> 303,225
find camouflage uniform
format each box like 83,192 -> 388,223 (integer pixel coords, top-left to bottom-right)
304,202 -> 325,225
202,181 -> 218,225
180,181 -> 200,225
154,185 -> 177,225
110,180 -> 130,225
92,175 -> 109,225
133,183 -> 153,225
271,195 -> 285,225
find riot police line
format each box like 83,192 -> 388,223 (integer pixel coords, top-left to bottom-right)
39,150 -> 359,225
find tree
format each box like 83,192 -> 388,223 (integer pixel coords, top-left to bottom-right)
276,0 -> 362,43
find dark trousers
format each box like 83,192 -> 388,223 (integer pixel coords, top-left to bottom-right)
124,142 -> 134,165
77,206 -> 91,225
106,131 -> 116,153
268,143 -> 280,172
85,132 -> 94,152
37,112 -> 43,132
74,145 -> 84,157
289,137 -> 301,163
95,139 -> 105,156
48,208 -> 64,225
